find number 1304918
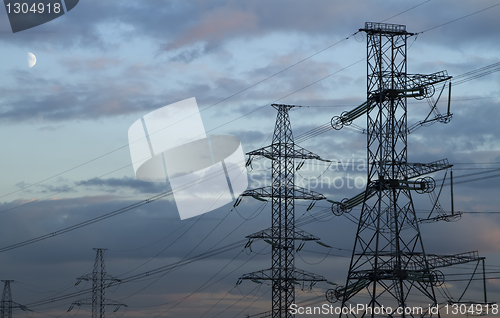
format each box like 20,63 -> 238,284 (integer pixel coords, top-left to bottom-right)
443,303 -> 498,315
6,2 -> 61,14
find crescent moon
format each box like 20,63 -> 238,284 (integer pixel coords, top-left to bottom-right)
27,52 -> 36,68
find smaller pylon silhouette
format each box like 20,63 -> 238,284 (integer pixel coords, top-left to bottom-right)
1,281 -> 29,318
68,248 -> 127,318
239,104 -> 329,318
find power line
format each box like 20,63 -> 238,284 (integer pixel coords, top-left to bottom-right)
453,62 -> 500,86
113,211 -> 205,278
24,240 -> 246,308
0,161 -> 247,253
0,145 -> 130,201
381,0 -> 432,22
0,189 -> 172,253
0,163 -> 132,215
0,31 -> 360,204
419,2 -> 500,34
153,243 -> 270,317
20,201 -> 260,309
117,202 -> 255,303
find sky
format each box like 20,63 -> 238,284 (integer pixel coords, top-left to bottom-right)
1,0 -> 500,317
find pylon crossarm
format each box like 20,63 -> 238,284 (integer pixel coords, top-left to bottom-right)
294,187 -> 326,200
240,186 -> 325,200
104,300 -> 128,312
240,269 -> 273,281
271,103 -> 300,110
240,187 -> 272,198
292,145 -> 330,161
291,269 -> 327,282
406,71 -> 452,90
425,252 -> 483,269
406,159 -> 452,179
246,228 -> 319,241
355,252 -> 483,272
419,211 -> 462,224
246,144 -> 328,162
68,298 -> 92,311
368,159 -> 451,181
240,269 -> 327,283
75,275 -> 90,285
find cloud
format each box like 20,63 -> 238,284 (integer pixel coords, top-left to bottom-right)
169,45 -> 209,63
0,67 -> 213,122
60,56 -> 122,73
77,176 -> 169,194
165,6 -> 258,51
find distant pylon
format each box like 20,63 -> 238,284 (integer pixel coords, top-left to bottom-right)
1,281 -> 12,318
239,104 -> 330,317
68,248 -> 127,317
1,281 -> 29,318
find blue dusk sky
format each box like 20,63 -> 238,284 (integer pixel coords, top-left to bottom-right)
1,1 -> 500,317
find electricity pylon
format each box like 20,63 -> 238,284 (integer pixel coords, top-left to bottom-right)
69,248 -> 126,317
1,281 -> 29,318
326,22 -> 488,318
239,104 -> 329,317
340,23 -> 442,317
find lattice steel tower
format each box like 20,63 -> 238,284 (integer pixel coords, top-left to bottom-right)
327,22 -> 459,317
1,281 -> 28,318
0,281 -> 12,318
239,104 -> 329,317
69,248 -> 126,317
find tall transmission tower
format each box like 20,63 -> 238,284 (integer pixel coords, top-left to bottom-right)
326,22 -> 488,317
69,248 -> 126,317
239,104 -> 330,318
0,281 -> 28,318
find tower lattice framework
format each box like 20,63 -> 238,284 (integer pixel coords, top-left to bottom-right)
1,281 -> 28,318
338,22 -> 445,317
69,248 -> 126,317
240,104 -> 328,317
324,22 -> 491,318
0,281 -> 12,318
